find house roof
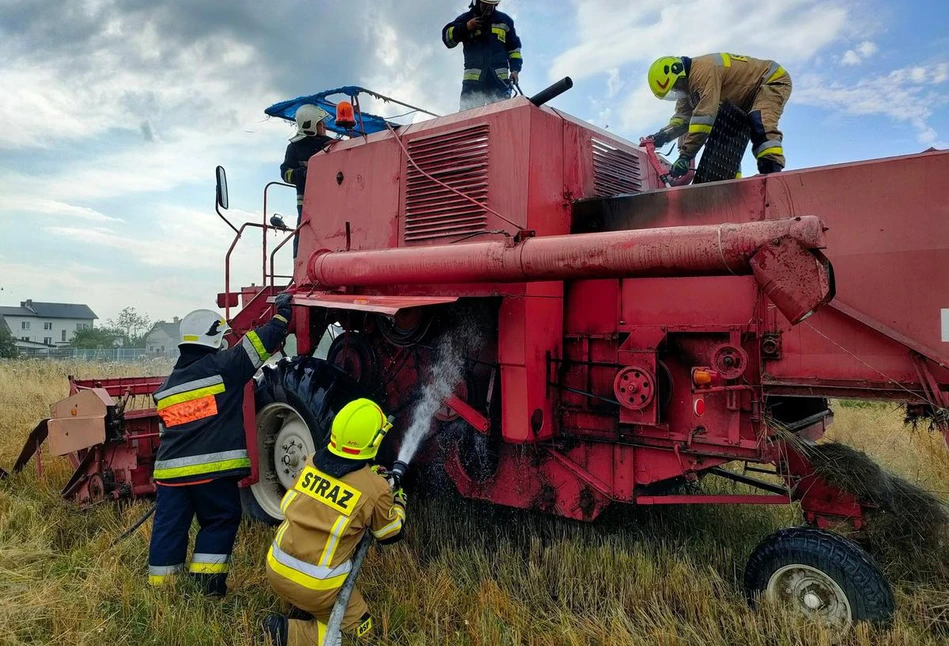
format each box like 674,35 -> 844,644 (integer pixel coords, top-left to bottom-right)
148,320 -> 181,341
0,301 -> 98,320
14,338 -> 53,348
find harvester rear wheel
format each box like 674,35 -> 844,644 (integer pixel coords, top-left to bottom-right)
744,527 -> 894,631
241,356 -> 366,524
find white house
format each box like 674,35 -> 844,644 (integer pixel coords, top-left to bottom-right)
145,318 -> 181,358
0,300 -> 98,347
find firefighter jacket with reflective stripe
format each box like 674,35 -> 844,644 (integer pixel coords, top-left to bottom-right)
280,134 -> 333,206
662,53 -> 788,159
152,317 -> 289,484
267,456 -> 405,591
442,9 -> 522,96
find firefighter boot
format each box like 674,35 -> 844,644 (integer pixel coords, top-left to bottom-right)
261,614 -> 288,646
189,572 -> 227,597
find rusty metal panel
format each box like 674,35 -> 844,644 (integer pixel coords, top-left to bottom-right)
48,389 -> 112,456
499,294 -> 563,443
291,293 -> 458,316
302,127 -> 403,257
766,151 -> 949,365
618,276 -> 758,329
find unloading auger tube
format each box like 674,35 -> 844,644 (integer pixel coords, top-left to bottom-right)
307,216 -> 835,324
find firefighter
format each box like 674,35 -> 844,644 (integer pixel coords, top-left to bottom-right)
442,0 -> 523,111
147,294 -> 292,596
645,53 -> 792,176
262,399 -> 407,645
280,104 -> 334,257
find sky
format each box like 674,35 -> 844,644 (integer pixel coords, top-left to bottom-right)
0,0 -> 946,325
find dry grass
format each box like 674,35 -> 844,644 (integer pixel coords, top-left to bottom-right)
1,362 -> 948,645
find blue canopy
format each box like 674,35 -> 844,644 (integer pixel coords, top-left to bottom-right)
265,86 -> 416,136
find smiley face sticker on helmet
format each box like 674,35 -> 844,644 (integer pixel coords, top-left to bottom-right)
648,56 -> 688,100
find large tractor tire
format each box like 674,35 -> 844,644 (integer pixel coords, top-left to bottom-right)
240,356 -> 366,524
744,527 -> 894,632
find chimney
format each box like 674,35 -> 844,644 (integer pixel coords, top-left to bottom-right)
173,316 -> 180,324
22,299 -> 34,311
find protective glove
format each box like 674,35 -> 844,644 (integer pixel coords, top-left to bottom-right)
648,130 -> 672,147
669,155 -> 691,178
392,487 -> 407,508
274,292 -> 293,324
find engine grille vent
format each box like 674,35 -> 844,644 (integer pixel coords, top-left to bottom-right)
404,124 -> 489,242
592,138 -> 642,196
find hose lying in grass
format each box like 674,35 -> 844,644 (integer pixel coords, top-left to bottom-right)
110,503 -> 157,547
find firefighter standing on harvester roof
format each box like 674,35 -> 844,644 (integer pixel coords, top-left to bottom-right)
262,399 -> 407,646
280,104 -> 334,258
645,53 -> 792,177
147,295 -> 292,596
442,0 -> 523,111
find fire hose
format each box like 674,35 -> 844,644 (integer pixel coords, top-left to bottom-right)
110,502 -> 157,547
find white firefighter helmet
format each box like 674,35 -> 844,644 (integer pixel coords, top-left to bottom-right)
179,309 -> 231,350
291,104 -> 331,142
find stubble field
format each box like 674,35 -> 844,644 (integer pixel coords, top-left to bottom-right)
1,360 -> 947,645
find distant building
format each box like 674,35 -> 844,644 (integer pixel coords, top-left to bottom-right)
0,300 -> 98,348
146,318 -> 181,358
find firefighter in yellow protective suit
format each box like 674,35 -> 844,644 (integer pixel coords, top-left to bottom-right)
645,53 -> 792,176
262,399 -> 406,646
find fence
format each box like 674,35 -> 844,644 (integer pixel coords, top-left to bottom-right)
16,347 -> 169,362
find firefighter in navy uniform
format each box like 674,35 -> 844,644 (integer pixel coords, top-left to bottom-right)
280,104 -> 333,257
442,0 -> 523,111
147,294 -> 292,596
645,53 -> 792,176
262,399 -> 407,646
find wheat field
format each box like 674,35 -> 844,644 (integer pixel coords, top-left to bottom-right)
1,360 -> 947,645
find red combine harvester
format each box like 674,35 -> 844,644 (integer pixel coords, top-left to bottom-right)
13,83 -> 949,627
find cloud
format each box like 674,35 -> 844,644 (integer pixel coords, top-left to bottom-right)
841,40 -> 878,65
858,41 -> 878,57
0,257 -> 228,323
44,203 -> 245,270
140,120 -> 155,142
551,0 -> 858,134
841,50 -> 862,65
552,0 -> 853,83
35,201 -> 275,320
0,0 -> 466,323
0,196 -> 123,223
793,62 -> 949,144
606,68 -> 624,99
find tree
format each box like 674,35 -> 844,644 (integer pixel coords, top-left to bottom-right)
108,307 -> 152,347
70,326 -> 123,349
0,325 -> 17,358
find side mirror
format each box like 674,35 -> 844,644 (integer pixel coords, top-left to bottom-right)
214,165 -> 238,234
215,165 -> 229,210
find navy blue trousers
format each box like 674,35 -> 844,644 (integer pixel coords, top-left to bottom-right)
147,476 -> 242,596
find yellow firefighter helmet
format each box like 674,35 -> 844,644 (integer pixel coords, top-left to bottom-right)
648,56 -> 687,100
328,399 -> 393,460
